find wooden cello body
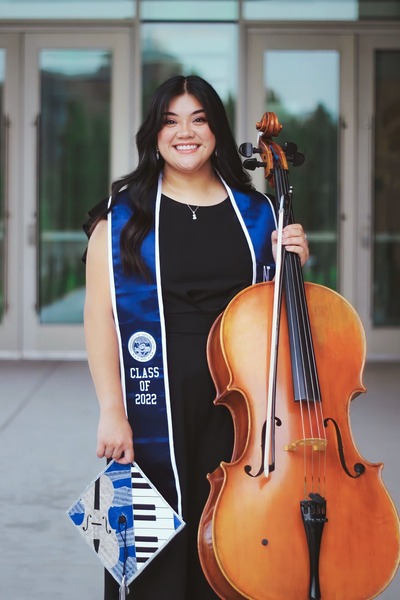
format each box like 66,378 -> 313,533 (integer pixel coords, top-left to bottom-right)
198,114 -> 400,600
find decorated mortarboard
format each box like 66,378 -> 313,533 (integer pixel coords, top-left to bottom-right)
67,460 -> 185,599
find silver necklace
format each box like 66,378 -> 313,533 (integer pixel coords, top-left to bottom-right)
163,175 -> 215,221
186,204 -> 200,220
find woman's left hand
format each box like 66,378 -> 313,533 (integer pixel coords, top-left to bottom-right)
271,223 -> 309,267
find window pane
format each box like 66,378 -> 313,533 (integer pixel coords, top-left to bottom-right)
141,0 -> 238,20
373,50 -> 400,326
243,0 -> 400,20
0,50 -> 5,322
359,0 -> 400,19
243,0 -> 358,20
261,50 -> 340,289
142,23 -> 237,128
0,0 -> 135,19
39,49 -> 111,323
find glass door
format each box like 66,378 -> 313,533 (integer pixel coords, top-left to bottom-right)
358,35 -> 400,359
22,32 -> 132,356
245,33 -> 356,298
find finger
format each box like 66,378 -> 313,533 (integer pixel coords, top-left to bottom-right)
283,227 -> 307,244
116,447 -> 134,465
287,243 -> 310,266
96,442 -> 106,459
111,445 -> 125,460
283,229 -> 306,246
285,243 -> 308,258
282,238 -> 306,249
283,223 -> 304,235
284,244 -> 305,255
104,447 -> 114,459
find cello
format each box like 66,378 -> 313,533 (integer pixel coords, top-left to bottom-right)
198,113 -> 400,599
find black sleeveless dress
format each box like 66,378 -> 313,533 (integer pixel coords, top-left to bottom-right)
105,194 -> 253,600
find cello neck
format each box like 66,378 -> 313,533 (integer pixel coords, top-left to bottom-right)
274,168 -> 321,404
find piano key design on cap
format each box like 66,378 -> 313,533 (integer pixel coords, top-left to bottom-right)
67,460 -> 185,586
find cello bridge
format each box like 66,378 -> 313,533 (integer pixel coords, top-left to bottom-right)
284,438 -> 327,452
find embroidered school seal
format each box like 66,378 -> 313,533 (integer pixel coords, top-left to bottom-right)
128,331 -> 157,362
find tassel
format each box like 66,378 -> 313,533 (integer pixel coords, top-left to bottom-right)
118,515 -> 129,598
119,575 -> 129,599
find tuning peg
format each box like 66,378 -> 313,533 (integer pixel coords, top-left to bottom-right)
282,142 -> 297,155
293,152 -> 305,167
282,142 -> 305,167
243,158 -> 267,171
239,142 -> 255,158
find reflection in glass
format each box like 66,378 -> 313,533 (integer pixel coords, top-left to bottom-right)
141,0 -> 238,20
373,51 -> 400,326
142,23 -> 237,130
359,1 -> 400,19
0,0 -> 135,20
243,0 -> 357,20
0,51 -> 5,322
39,50 -> 111,323
262,51 -> 339,289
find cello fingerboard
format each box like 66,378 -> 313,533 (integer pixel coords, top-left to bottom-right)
284,245 -> 321,403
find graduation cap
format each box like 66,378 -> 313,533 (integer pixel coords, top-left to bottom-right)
67,460 -> 185,598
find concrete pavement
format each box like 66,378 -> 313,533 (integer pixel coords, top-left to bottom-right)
0,360 -> 399,599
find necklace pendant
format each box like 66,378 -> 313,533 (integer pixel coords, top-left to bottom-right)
186,203 -> 199,220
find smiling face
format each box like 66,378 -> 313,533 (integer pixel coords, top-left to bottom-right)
157,93 -> 216,177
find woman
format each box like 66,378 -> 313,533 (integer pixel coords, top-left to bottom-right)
84,75 -> 309,599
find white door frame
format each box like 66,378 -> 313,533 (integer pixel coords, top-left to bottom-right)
21,31 -> 133,358
0,34 -> 22,357
357,34 -> 400,360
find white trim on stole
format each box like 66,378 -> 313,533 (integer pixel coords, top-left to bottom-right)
155,173 -> 183,516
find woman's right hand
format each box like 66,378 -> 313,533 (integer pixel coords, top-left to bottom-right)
96,406 -> 135,465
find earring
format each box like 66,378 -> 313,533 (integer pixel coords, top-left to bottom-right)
156,148 -> 160,160
214,148 -> 218,157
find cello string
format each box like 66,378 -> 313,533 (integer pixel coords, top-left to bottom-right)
283,177 -> 327,492
280,177 -> 310,494
284,244 -> 312,491
286,174 -> 328,494
275,159 -> 328,497
276,166 -> 311,493
292,225 -> 324,494
281,168 -> 328,494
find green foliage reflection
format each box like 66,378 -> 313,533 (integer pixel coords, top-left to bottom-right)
39,53 -> 111,323
264,92 -> 338,290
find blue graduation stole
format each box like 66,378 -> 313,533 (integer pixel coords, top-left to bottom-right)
109,175 -> 276,516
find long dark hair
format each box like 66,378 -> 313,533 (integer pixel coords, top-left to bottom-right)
111,75 -> 253,277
